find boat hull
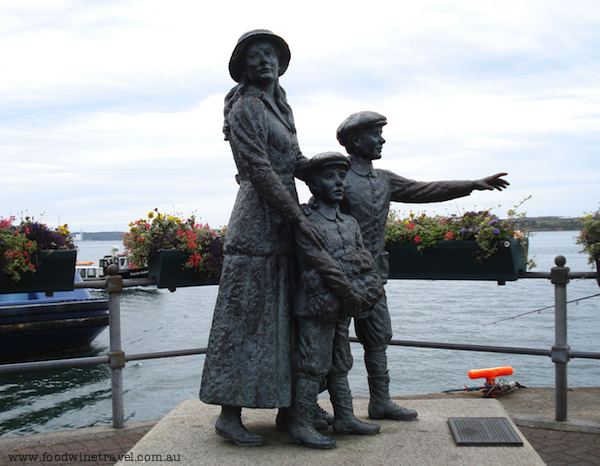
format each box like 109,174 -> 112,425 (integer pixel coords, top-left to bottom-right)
0,276 -> 109,359
0,320 -> 108,358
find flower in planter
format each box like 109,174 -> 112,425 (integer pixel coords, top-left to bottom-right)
0,216 -> 75,283
123,208 -> 225,277
576,205 -> 600,265
385,198 -> 531,262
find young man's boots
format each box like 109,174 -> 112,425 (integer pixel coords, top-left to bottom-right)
365,348 -> 418,421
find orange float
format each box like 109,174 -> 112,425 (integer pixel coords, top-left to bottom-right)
468,366 -> 513,385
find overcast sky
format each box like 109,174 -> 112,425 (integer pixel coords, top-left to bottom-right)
1,0 -> 599,232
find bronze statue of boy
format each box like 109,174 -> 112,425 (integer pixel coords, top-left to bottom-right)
291,152 -> 383,449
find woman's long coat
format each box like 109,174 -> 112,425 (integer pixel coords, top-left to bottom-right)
200,86 -> 307,408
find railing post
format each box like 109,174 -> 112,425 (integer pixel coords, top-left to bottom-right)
550,255 -> 570,422
106,264 -> 125,428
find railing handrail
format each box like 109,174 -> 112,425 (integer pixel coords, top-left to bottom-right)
1,259 -> 598,427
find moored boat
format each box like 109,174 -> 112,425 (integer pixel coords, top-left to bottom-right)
76,247 -> 148,281
0,274 -> 109,359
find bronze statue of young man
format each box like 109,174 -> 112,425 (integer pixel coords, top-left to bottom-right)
336,111 -> 509,421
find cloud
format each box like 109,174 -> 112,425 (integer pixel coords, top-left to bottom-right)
1,0 -> 599,231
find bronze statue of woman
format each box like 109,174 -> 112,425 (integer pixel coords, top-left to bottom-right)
200,30 -> 322,446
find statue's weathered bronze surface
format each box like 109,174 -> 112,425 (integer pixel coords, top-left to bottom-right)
199,30 -> 510,448
199,30 -> 322,447
336,111 -> 509,421
290,152 -> 382,449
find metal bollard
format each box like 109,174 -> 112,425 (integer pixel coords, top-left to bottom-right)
550,255 -> 570,422
106,264 -> 125,428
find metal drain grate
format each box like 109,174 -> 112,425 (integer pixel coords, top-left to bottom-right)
448,417 -> 523,446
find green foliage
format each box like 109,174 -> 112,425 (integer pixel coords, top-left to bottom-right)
123,208 -> 225,277
576,204 -> 600,265
0,216 -> 75,283
385,198 -> 533,266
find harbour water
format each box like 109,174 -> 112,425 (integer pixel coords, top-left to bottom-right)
0,231 -> 598,438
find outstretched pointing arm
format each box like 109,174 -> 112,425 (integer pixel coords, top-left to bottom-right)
472,173 -> 509,191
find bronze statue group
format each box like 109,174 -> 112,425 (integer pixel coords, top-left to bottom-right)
199,30 -> 509,449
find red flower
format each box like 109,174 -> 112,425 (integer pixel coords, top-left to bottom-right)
407,222 -> 415,230
445,232 -> 454,240
414,236 -> 420,243
189,253 -> 202,266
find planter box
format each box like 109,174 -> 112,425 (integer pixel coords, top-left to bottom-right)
0,249 -> 77,294
386,239 -> 527,282
148,249 -> 219,289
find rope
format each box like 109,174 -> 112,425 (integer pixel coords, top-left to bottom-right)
482,293 -> 600,327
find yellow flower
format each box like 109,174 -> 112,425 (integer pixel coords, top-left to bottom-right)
148,212 -> 154,218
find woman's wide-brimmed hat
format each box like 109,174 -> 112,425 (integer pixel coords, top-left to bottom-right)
229,29 -> 291,83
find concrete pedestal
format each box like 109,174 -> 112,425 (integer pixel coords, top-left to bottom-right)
116,398 -> 545,466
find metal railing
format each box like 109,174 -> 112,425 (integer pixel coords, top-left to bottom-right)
1,257 -> 598,427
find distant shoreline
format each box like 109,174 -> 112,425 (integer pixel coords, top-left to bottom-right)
515,216 -> 582,232
75,217 -> 582,241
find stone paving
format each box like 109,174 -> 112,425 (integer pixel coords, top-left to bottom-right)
0,420 -> 157,466
3,422 -> 600,466
519,426 -> 600,466
0,431 -> 146,466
